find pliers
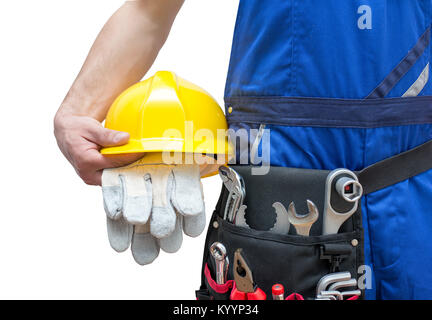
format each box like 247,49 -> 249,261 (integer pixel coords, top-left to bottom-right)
230,248 -> 267,300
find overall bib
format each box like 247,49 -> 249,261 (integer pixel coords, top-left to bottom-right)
202,0 -> 432,300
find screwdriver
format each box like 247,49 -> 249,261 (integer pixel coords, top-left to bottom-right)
272,284 -> 285,300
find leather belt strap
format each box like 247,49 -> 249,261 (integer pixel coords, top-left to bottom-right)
358,139 -> 432,194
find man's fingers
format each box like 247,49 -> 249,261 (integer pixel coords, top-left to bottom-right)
55,115 -> 144,185
95,152 -> 144,170
85,121 -> 130,147
76,148 -> 143,185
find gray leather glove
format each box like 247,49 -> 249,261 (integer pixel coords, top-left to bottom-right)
102,153 -> 206,265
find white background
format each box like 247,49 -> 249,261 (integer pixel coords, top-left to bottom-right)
0,0 -> 239,299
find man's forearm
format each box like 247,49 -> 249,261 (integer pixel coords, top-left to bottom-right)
58,0 -> 184,121
53,0 -> 184,185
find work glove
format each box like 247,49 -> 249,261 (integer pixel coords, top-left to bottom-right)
101,153 -> 206,265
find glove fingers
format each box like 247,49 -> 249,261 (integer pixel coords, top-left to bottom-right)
149,169 -> 177,238
122,170 -> 152,225
131,224 -> 160,265
171,165 -> 204,216
150,205 -> 177,238
159,215 -> 183,253
102,169 -> 123,220
183,208 -> 206,237
106,216 -> 132,252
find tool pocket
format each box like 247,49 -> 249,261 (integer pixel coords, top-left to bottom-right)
197,165 -> 365,300
196,263 -> 234,300
216,217 -> 362,298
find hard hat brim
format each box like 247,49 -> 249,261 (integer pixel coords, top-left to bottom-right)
101,137 -> 232,157
100,138 -> 233,177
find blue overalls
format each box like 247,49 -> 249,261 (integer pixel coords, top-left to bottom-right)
225,0 -> 432,299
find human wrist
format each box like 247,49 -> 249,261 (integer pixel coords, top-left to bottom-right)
58,85 -> 111,121
57,101 -> 105,121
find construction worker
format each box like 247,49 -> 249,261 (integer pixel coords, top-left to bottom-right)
54,0 -> 432,299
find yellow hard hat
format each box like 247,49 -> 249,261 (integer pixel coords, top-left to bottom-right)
101,71 -> 232,176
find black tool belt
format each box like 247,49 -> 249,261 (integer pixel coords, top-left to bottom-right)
196,140 -> 432,300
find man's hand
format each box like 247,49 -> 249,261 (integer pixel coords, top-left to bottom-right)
54,0 -> 184,185
54,112 -> 142,185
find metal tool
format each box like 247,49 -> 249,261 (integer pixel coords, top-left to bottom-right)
219,166 -> 246,223
335,176 -> 363,202
235,202 -> 291,235
270,202 -> 291,234
272,284 -> 285,300
316,294 -> 336,300
287,200 -> 319,236
323,169 -> 363,235
234,205 -> 250,228
340,290 -> 362,299
209,242 -> 229,285
230,248 -> 267,300
317,288 -> 361,300
319,290 -> 343,300
328,278 -> 358,291
316,272 -> 352,296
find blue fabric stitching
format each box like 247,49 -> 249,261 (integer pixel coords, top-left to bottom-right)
366,26 -> 431,99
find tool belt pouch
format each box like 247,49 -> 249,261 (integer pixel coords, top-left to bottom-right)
196,165 -> 364,300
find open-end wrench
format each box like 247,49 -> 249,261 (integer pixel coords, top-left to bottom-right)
210,242 -> 229,285
323,169 -> 363,235
219,166 -> 246,223
328,279 -> 358,291
287,200 -> 319,236
316,272 -> 352,296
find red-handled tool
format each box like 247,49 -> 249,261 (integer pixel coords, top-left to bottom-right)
230,248 -> 267,300
272,284 -> 285,300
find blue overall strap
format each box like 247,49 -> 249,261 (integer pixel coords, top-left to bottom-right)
366,26 -> 431,99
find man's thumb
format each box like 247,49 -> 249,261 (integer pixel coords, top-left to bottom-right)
87,124 -> 130,147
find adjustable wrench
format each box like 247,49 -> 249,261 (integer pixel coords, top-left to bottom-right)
323,169 -> 363,235
286,200 -> 319,236
219,166 -> 246,223
209,242 -> 229,285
